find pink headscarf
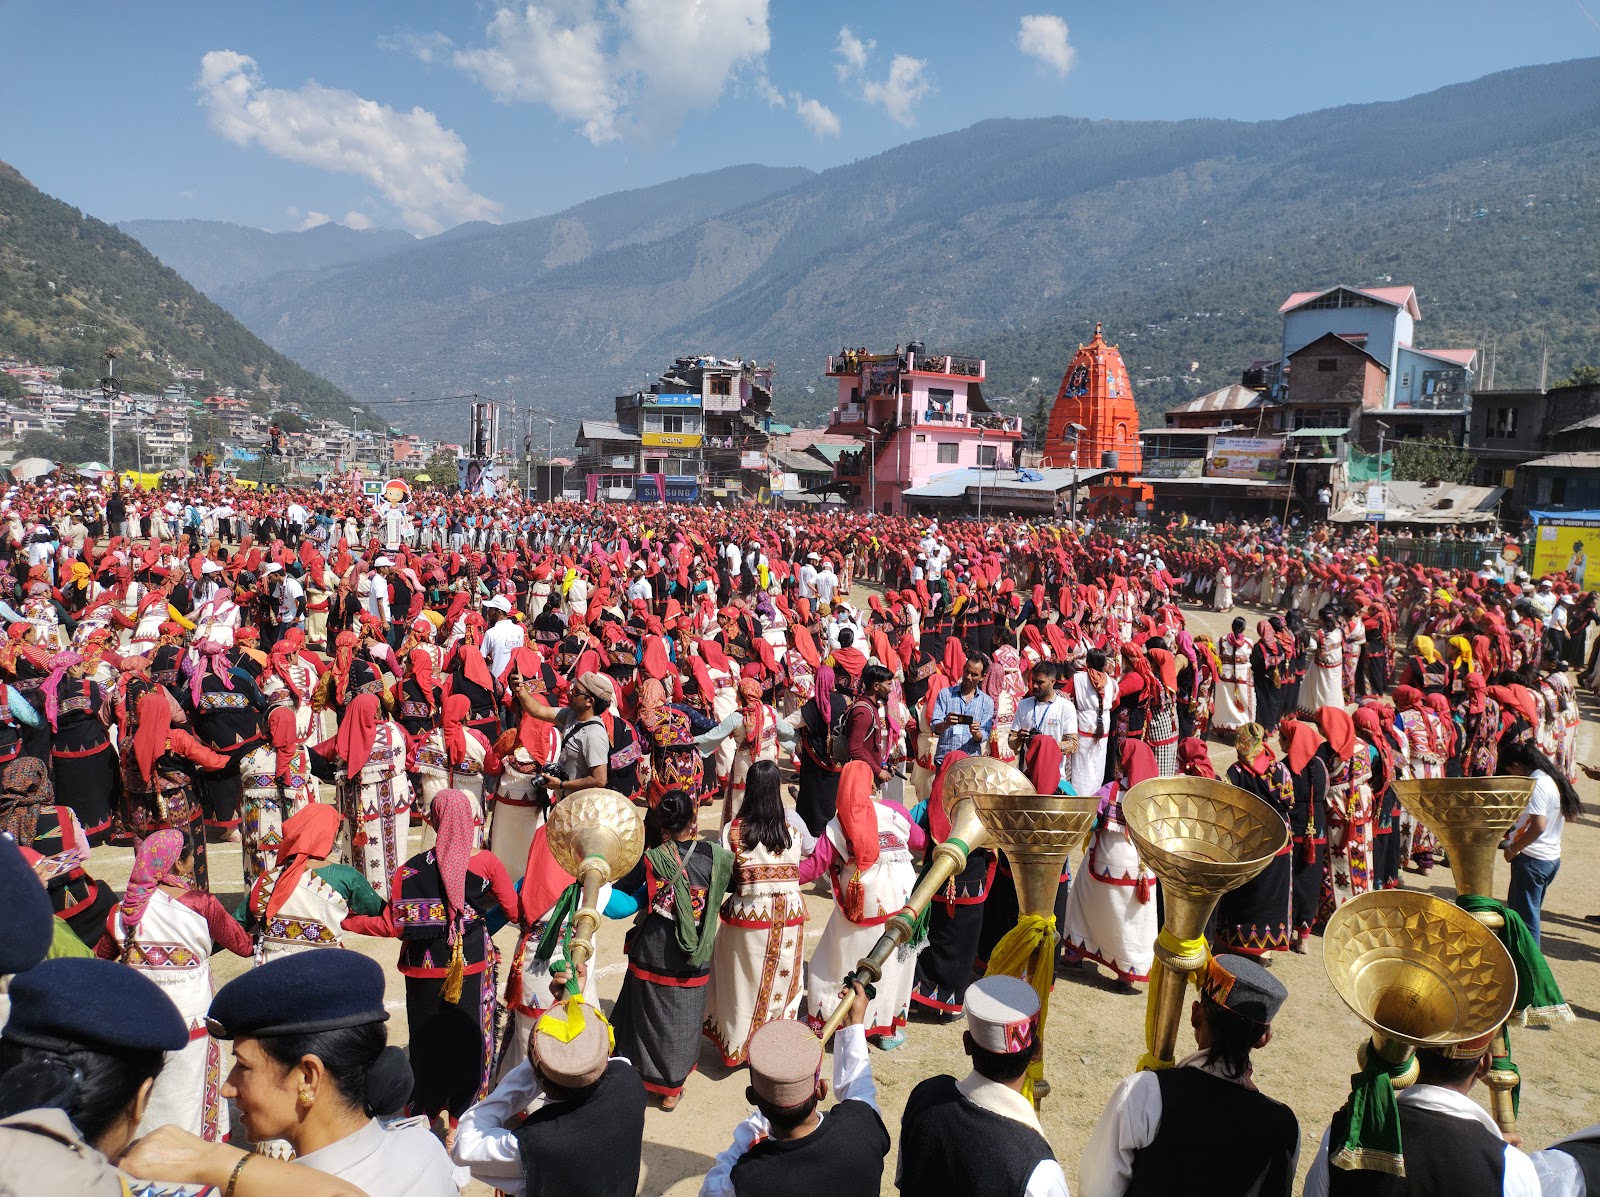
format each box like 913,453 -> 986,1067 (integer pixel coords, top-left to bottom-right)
119,828 -> 186,932
43,650 -> 83,731
431,789 -> 476,946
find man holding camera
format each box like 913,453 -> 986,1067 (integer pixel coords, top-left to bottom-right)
1010,661 -> 1077,760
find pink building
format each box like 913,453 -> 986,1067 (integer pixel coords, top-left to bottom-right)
824,344 -> 1022,515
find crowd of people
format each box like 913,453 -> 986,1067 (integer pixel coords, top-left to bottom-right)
0,473 -> 1595,1196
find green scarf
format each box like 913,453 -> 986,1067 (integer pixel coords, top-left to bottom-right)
643,839 -> 734,970
1456,895 -> 1573,1026
1331,1053 -> 1413,1177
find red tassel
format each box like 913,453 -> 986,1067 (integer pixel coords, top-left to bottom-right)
1136,876 -> 1155,904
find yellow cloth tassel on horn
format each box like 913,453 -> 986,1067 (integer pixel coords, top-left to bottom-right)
1136,928 -> 1210,1072
984,913 -> 1057,1106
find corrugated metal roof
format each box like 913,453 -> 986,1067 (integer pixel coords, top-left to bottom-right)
1556,414 -> 1600,435
577,420 -> 639,442
1285,427 -> 1349,437
902,466 -> 1109,499
1522,452 -> 1600,470
1168,385 -> 1272,414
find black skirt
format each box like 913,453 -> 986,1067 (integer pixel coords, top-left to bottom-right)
406,967 -> 496,1120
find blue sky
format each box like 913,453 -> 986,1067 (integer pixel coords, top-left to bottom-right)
3,1 -> 1597,235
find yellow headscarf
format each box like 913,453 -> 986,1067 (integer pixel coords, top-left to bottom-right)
1412,634 -> 1440,666
1448,635 -> 1476,673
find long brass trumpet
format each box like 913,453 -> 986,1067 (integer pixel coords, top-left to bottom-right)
1394,776 -> 1537,1136
1122,776 -> 1288,1071
544,788 -> 645,974
815,755 -> 1013,1044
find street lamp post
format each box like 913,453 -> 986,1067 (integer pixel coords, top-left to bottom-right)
1065,423 -> 1086,533
546,419 -> 555,499
976,429 -> 987,522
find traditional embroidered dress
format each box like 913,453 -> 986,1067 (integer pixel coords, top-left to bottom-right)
800,796 -> 924,1038
1217,757 -> 1294,953
1213,633 -> 1254,733
703,816 -> 807,1065
259,657 -> 319,740
342,721 -> 414,891
911,839 -> 996,1015
244,861 -> 352,961
1397,701 -> 1445,871
1070,670 -> 1117,798
612,837 -> 734,1097
237,739 -> 317,884
1060,777 -> 1158,983
46,675 -> 118,842
1341,615 -> 1365,697
109,888 -> 249,1141
488,728 -> 557,886
1299,626 -> 1345,715
1319,742 -> 1375,921
11,789 -> 114,947
414,722 -> 502,850
636,696 -> 705,809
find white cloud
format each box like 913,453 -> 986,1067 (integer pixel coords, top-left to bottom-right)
450,1 -> 770,145
1017,14 -> 1075,77
754,73 -> 785,107
792,94 -> 840,138
833,26 -> 931,127
834,26 -> 873,80
379,30 -> 455,64
342,210 -> 374,230
298,210 -> 332,230
196,50 -> 501,235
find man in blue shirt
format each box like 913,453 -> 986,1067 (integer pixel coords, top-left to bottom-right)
932,656 -> 994,766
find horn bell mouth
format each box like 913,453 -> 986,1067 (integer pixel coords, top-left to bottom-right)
545,788 -> 645,879
1393,776 -> 1534,847
1324,891 -> 1519,1049
1121,776 -> 1289,900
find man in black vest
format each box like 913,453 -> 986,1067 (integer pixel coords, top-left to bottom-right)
1080,952 -> 1299,1196
1303,1034 -> 1538,1197
700,982 -> 888,1197
452,993 -> 646,1197
896,974 -> 1069,1197
1532,1124 -> 1600,1195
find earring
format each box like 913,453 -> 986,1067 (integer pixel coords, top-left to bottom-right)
298,1088 -> 313,1106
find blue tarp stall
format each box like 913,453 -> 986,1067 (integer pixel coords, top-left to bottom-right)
1527,509 -> 1600,524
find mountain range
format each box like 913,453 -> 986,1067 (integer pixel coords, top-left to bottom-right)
0,160 -> 367,424
97,58 -> 1600,439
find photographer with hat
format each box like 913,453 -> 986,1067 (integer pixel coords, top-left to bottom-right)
701,981 -> 889,1197
511,669 -> 614,798
896,974 -> 1068,1197
1080,952 -> 1299,1196
453,985 -> 645,1197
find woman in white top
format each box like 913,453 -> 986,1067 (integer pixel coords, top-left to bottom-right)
1501,740 -> 1582,945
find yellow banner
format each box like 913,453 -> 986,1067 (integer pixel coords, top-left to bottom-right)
1532,520 -> 1600,586
641,432 -> 702,448
119,471 -> 164,491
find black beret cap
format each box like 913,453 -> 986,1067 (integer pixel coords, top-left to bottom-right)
1202,952 -> 1288,1025
207,950 -> 389,1040
4,958 -> 188,1053
0,836 -> 52,977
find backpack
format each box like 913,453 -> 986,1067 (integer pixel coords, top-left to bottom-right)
829,698 -> 871,765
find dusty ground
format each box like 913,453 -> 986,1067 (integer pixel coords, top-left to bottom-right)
87,594 -> 1600,1194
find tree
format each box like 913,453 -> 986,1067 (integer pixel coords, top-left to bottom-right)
0,374 -> 23,401
269,410 -> 310,435
1558,365 -> 1600,387
1390,436 -> 1475,485
407,449 -> 458,491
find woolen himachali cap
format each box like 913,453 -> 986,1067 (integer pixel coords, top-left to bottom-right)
1201,953 -> 1288,1026
207,951 -> 389,1039
747,1018 -> 824,1108
533,999 -> 612,1089
964,975 -> 1040,1054
4,958 -> 188,1055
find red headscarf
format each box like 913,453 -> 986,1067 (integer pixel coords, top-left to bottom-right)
1116,739 -> 1159,790
928,750 -> 968,841
1177,737 -> 1216,779
1315,706 -> 1356,762
1023,734 -> 1064,796
941,636 -> 966,680
792,626 -> 821,670
131,691 -> 174,785
254,802 -> 341,920
835,760 -> 879,868
737,677 -> 765,750
442,692 -> 471,766
332,693 -> 381,777
1354,704 -> 1396,791
1424,692 -> 1457,757
1280,718 -> 1324,774
267,705 -> 299,784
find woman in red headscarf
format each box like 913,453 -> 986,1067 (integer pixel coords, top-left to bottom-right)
343,789 -> 518,1126
240,801 -> 383,960
1278,717 -> 1328,950
120,690 -> 230,891
799,760 -> 926,1046
1215,722 -> 1293,957
1061,739 -> 1159,989
633,676 -> 705,811
236,704 -> 318,884
1315,704 -> 1375,916
909,750 -> 998,1018
695,675 -> 783,828
415,692 -> 504,851
308,692 -> 412,892
1456,674 -> 1504,779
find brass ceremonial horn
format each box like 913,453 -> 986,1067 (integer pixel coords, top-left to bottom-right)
1392,776 -> 1533,928
1324,890 -> 1518,1089
815,755 -> 1005,1044
971,767 -> 1100,1106
1393,775 -> 1536,1134
1123,776 -> 1289,1070
544,789 -> 645,975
